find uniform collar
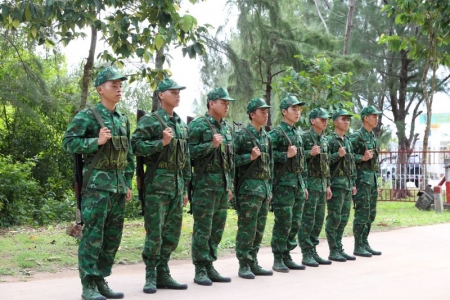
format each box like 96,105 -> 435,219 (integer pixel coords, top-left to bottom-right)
96,102 -> 121,116
205,113 -> 223,128
247,123 -> 265,136
157,108 -> 181,123
280,121 -> 296,131
360,126 -> 374,137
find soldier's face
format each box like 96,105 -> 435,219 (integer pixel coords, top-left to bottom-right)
159,89 -> 181,108
283,105 -> 301,124
334,116 -> 351,131
311,117 -> 328,131
251,108 -> 269,126
210,99 -> 230,118
97,80 -> 123,104
364,114 -> 379,128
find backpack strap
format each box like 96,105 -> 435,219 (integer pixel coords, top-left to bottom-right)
276,126 -> 292,146
81,107 -> 106,192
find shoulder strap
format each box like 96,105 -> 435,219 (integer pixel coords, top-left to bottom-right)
202,116 -> 219,135
309,129 -> 318,145
81,107 -> 106,192
276,126 -> 292,146
152,111 -> 169,129
242,127 -> 258,148
359,130 -> 368,151
90,107 -> 106,128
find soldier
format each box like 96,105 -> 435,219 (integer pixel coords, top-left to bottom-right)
63,66 -> 134,300
131,78 -> 191,293
269,94 -> 309,273
188,87 -> 235,286
349,105 -> 383,257
234,98 -> 274,279
326,109 -> 357,262
299,108 -> 333,267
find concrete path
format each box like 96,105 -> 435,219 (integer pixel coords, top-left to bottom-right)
2,223 -> 450,300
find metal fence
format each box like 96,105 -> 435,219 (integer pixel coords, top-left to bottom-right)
377,150 -> 450,202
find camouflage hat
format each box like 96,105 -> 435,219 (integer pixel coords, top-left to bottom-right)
280,94 -> 305,109
207,87 -> 235,101
246,97 -> 271,114
309,108 -> 331,120
94,66 -> 127,87
156,78 -> 186,93
361,105 -> 382,118
332,109 -> 353,121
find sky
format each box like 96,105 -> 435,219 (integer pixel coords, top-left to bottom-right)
63,0 -> 231,122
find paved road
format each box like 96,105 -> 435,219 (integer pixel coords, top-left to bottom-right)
3,223 -> 450,300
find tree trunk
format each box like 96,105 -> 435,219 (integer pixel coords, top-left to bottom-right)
343,0 -> 357,55
265,65 -> 272,127
314,0 -> 329,33
152,47 -> 165,112
80,25 -> 97,110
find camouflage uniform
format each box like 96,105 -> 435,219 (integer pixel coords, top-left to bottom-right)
326,109 -> 357,262
299,108 -> 331,266
269,95 -> 307,272
349,105 -> 383,257
234,98 -> 273,279
62,67 -> 133,300
188,87 -> 235,285
131,79 -> 191,292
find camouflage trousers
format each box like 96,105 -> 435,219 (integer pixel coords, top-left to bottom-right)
271,185 -> 306,257
235,194 -> 270,263
326,188 -> 352,250
78,188 -> 125,280
353,181 -> 378,246
298,189 -> 326,252
191,188 -> 228,266
142,189 -> 183,276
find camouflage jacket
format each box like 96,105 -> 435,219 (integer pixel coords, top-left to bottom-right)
268,121 -> 307,189
327,132 -> 356,191
234,123 -> 273,199
301,128 -> 331,192
62,103 -> 134,194
349,127 -> 378,186
131,108 -> 191,196
188,113 -> 235,192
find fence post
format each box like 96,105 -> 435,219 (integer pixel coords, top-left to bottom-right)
445,159 -> 450,204
433,186 -> 444,213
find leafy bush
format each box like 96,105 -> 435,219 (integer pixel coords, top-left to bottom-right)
0,155 -> 40,226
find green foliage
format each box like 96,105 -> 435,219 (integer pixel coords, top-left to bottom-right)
273,55 -> 353,128
0,0 -> 210,88
0,155 -> 40,227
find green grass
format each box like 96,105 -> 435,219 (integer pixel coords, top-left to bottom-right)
0,202 -> 449,279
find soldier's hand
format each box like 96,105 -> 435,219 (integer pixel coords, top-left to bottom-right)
338,147 -> 347,157
162,127 -> 173,146
98,127 -> 111,145
212,134 -> 223,148
305,189 -> 309,200
362,149 -> 373,161
352,186 -> 357,195
287,146 -> 297,158
310,145 -> 321,156
126,188 -> 132,202
183,195 -> 189,207
228,190 -> 233,201
250,146 -> 261,161
326,186 -> 332,200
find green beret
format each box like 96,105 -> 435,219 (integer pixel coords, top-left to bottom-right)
247,97 -> 271,114
332,109 -> 353,121
309,108 -> 331,120
94,66 -> 127,87
207,87 -> 235,101
361,105 -> 382,118
157,78 -> 186,93
280,94 -> 305,109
